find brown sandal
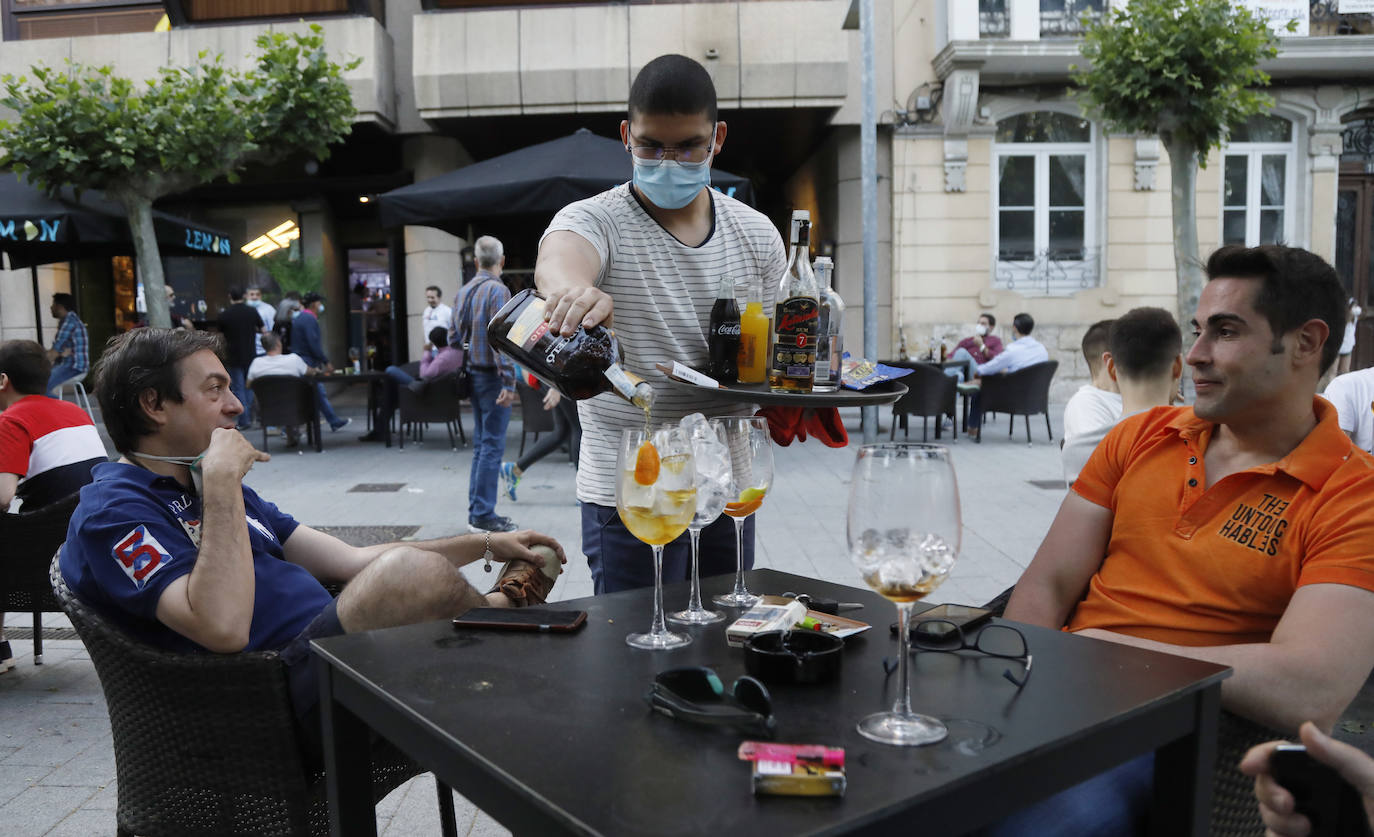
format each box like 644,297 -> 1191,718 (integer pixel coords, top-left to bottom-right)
489,544 -> 561,607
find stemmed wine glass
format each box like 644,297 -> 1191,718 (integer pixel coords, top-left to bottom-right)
669,419 -> 731,625
710,416 -> 774,609
848,443 -> 961,746
617,426 -> 698,649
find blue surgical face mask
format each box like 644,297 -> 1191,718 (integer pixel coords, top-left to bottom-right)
632,152 -> 714,210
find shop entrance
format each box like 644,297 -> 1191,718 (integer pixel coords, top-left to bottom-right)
1337,113 -> 1374,371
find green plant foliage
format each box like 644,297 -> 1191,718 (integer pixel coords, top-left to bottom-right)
1073,0 -> 1282,163
0,24 -> 360,328
256,250 -> 324,297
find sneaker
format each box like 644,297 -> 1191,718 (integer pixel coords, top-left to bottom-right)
488,544 -> 562,607
468,514 -> 518,534
330,417 -> 352,432
499,462 -> 520,502
0,640 -> 14,674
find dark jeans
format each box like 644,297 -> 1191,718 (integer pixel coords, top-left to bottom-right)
968,390 -> 984,431
279,599 -> 346,772
46,359 -> 84,398
976,752 -> 1153,837
228,366 -> 253,429
581,502 -> 753,594
468,371 -> 511,520
516,398 -> 581,471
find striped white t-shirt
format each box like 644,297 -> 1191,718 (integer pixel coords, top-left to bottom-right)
543,184 -> 786,506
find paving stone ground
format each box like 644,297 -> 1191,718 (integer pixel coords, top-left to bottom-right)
6,391 -> 1352,835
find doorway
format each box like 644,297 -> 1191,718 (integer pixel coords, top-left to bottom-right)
1337,114 -> 1374,370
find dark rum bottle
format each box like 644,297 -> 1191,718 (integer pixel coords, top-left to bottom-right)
488,289 -> 654,409
768,219 -> 819,393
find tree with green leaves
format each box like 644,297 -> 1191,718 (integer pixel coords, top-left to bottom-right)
0,25 -> 360,328
1074,0 -> 1282,328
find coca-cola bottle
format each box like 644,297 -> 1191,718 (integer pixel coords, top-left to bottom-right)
708,273 -> 741,383
488,289 -> 654,409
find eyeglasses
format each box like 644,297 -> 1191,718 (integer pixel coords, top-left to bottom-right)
883,621 -> 1033,689
625,132 -> 716,167
644,666 -> 776,737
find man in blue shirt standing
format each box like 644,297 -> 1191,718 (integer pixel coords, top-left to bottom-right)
290,292 -> 350,432
60,328 -> 565,761
453,236 -> 518,533
45,293 -> 88,397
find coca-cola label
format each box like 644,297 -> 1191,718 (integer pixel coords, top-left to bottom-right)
508,298 -> 548,351
714,322 -> 741,337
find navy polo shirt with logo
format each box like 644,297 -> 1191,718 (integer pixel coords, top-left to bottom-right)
60,461 -> 332,654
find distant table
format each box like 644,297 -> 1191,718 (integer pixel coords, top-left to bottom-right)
321,370 -> 390,446
313,569 -> 1229,837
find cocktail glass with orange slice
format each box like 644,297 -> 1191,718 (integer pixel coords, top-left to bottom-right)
709,416 -> 774,608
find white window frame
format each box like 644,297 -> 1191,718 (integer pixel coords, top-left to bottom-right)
1220,117 -> 1296,247
992,118 -> 1098,296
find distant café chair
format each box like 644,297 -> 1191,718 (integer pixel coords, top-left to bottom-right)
251,375 -> 322,453
0,492 -> 83,664
977,360 -> 1058,445
884,361 -> 957,442
53,370 -> 94,420
398,372 -> 467,450
51,554 -> 458,837
517,378 -> 557,457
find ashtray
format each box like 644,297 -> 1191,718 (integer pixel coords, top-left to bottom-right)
744,630 -> 844,684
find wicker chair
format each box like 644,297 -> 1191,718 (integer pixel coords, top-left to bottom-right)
250,375 -> 321,453
885,361 -> 957,442
397,371 -> 467,450
977,360 -> 1058,445
517,378 -> 557,457
50,555 -> 456,837
0,492 -> 83,664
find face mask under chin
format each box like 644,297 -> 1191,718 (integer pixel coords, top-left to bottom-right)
131,451 -> 205,496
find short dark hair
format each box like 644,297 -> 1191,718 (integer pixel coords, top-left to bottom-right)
1204,245 -> 1347,373
302,292 -> 324,307
260,332 -> 281,353
1081,319 -> 1114,373
94,328 -> 226,455
0,340 -> 51,394
426,285 -> 442,296
1109,308 -> 1181,380
52,293 -> 76,312
429,326 -> 448,348
628,54 -> 718,123
980,312 -> 996,329
228,286 -> 245,302
1013,313 -> 1034,335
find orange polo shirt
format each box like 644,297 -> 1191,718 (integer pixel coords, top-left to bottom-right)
1065,398 -> 1374,647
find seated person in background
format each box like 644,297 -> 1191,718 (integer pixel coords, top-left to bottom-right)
964,312 -> 1049,440
993,245 -> 1374,837
1060,309 -> 1181,486
0,339 -> 108,672
1242,722 -> 1374,837
944,312 -> 1005,382
1061,319 -> 1120,442
60,328 -> 565,762
1321,364 -> 1374,454
165,286 -> 195,332
246,333 -> 313,448
359,327 -> 464,443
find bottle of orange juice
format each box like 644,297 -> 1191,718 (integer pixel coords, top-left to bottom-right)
736,276 -> 770,384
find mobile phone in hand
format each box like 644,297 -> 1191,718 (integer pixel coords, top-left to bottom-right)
1270,744 -> 1373,837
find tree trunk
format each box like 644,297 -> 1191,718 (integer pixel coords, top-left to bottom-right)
122,196 -> 170,329
1160,134 -> 1204,338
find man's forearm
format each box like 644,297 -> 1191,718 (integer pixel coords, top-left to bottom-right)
183,475 -> 257,648
1073,629 -> 1351,734
352,533 -> 486,569
1004,575 -> 1078,629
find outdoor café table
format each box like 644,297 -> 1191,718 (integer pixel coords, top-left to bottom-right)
322,369 -> 392,446
312,568 -> 1229,837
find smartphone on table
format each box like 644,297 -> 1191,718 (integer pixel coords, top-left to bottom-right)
890,603 -> 994,641
1270,743 -> 1373,837
452,608 -> 587,633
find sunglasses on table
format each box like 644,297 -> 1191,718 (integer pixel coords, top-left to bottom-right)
884,620 -> 1033,690
644,666 -> 777,738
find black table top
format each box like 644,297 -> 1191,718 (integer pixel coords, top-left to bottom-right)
313,569 -> 1229,836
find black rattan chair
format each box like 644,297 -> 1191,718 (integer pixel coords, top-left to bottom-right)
978,360 -> 1058,445
0,491 -> 84,664
250,375 -> 321,453
50,555 -> 456,837
885,361 -> 957,442
398,371 -> 467,450
517,378 -> 556,457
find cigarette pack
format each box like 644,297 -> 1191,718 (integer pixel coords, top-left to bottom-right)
725,597 -> 808,647
750,759 -> 846,797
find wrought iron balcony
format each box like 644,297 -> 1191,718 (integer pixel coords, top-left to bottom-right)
1039,0 -> 1103,39
979,0 -> 1009,38
1311,0 -> 1374,35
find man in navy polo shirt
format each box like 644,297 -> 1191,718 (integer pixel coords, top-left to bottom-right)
60,328 -> 565,758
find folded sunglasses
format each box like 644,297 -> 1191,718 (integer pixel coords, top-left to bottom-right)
643,666 -> 777,738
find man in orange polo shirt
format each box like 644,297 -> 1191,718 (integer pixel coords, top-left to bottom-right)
990,244 -> 1374,837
